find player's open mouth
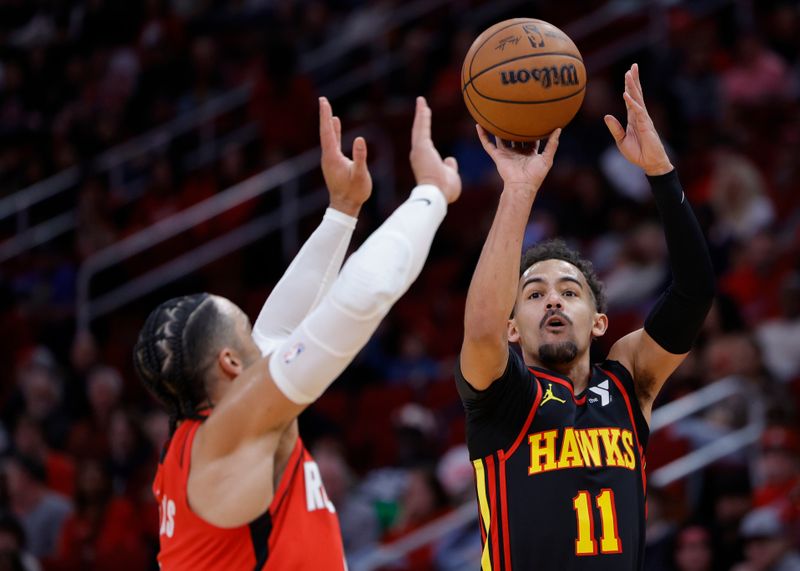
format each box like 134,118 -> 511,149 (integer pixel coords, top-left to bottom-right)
544,316 -> 568,330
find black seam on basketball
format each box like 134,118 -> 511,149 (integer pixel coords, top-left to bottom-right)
464,83 -> 549,139
471,84 -> 586,105
468,19 -> 552,79
462,52 -> 585,93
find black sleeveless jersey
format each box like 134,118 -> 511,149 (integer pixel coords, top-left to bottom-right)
455,350 -> 649,571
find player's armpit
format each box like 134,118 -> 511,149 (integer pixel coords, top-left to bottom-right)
186,357 -> 303,527
607,328 -> 687,422
193,357 -> 305,464
459,336 -> 510,391
188,431 -> 281,528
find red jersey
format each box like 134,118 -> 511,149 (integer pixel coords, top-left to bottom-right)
153,419 -> 346,570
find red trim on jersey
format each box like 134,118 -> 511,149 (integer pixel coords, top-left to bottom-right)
497,454 -> 512,570
529,369 -> 587,405
504,377 -> 543,458
486,455 -> 500,570
601,368 -> 647,497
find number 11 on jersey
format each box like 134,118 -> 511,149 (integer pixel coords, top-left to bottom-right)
572,489 -> 622,556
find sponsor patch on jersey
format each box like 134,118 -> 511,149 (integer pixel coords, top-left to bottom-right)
588,379 -> 612,406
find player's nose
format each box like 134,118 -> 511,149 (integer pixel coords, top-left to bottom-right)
545,291 -> 562,308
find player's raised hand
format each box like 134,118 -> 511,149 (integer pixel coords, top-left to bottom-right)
604,63 -> 673,176
409,96 -> 462,204
476,125 -> 560,196
319,96 -> 372,217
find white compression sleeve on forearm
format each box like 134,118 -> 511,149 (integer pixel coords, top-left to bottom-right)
269,185 -> 447,404
252,208 -> 357,356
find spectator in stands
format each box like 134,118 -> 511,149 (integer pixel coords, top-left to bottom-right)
0,512 -> 40,571
645,488 -> 679,571
710,469 -> 753,571
3,453 -> 71,559
756,272 -> 800,384
708,150 -> 774,244
722,34 -> 792,106
313,440 -> 380,561
106,410 -> 152,498
733,506 -> 800,571
382,466 -> 451,571
718,228 -> 797,325
673,524 -> 714,571
13,348 -> 69,451
51,459 -> 147,571
603,221 -> 668,311
433,445 -> 481,571
68,365 -> 124,459
75,178 -> 117,260
13,416 -> 75,498
753,426 -> 800,516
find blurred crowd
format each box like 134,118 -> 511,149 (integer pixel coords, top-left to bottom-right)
1,0 -> 800,570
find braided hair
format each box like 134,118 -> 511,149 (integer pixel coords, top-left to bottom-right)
133,293 -> 237,433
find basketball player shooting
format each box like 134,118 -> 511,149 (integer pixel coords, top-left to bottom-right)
457,64 -> 714,570
133,96 -> 460,570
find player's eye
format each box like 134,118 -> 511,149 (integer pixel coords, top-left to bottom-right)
528,292 -> 542,299
563,290 -> 576,297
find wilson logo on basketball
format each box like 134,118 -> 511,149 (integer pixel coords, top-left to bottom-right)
499,64 -> 579,89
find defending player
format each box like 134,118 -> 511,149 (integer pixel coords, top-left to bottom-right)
458,64 -> 715,570
134,96 -> 461,570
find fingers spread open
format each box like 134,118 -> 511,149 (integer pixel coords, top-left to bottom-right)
351,136 -> 368,178
411,96 -> 432,148
623,91 -> 647,118
476,124 -> 497,155
632,63 -> 645,103
541,128 -> 561,164
604,114 -> 625,143
333,116 -> 342,148
319,97 -> 338,155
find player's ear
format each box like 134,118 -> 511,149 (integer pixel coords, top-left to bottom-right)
508,318 -> 521,343
591,313 -> 608,339
218,347 -> 244,380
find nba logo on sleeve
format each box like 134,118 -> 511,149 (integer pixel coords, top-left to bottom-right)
282,342 -> 305,365
588,380 -> 611,407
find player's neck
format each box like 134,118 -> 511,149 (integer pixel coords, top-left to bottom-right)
527,354 -> 591,393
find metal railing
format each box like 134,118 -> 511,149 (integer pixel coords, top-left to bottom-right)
2,0 -> 463,262
0,85 -> 252,263
649,375 -> 765,487
75,127 -> 394,331
353,502 -> 479,571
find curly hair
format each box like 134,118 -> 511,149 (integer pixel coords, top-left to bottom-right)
133,293 -> 236,433
518,239 -> 607,313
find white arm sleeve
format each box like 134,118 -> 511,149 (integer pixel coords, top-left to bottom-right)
252,208 -> 357,356
269,185 -> 447,404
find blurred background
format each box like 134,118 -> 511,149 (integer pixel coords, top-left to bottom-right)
0,0 -> 799,569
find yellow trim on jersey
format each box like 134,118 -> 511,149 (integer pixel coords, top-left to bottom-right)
473,459 -> 492,571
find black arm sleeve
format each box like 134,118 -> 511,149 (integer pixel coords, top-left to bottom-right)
644,170 -> 715,354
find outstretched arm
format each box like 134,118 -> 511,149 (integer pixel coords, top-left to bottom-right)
606,64 -> 715,421
251,97 -> 371,355
191,98 -> 461,527
460,128 -> 560,390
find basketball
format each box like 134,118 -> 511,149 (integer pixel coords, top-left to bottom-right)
461,18 -> 587,141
